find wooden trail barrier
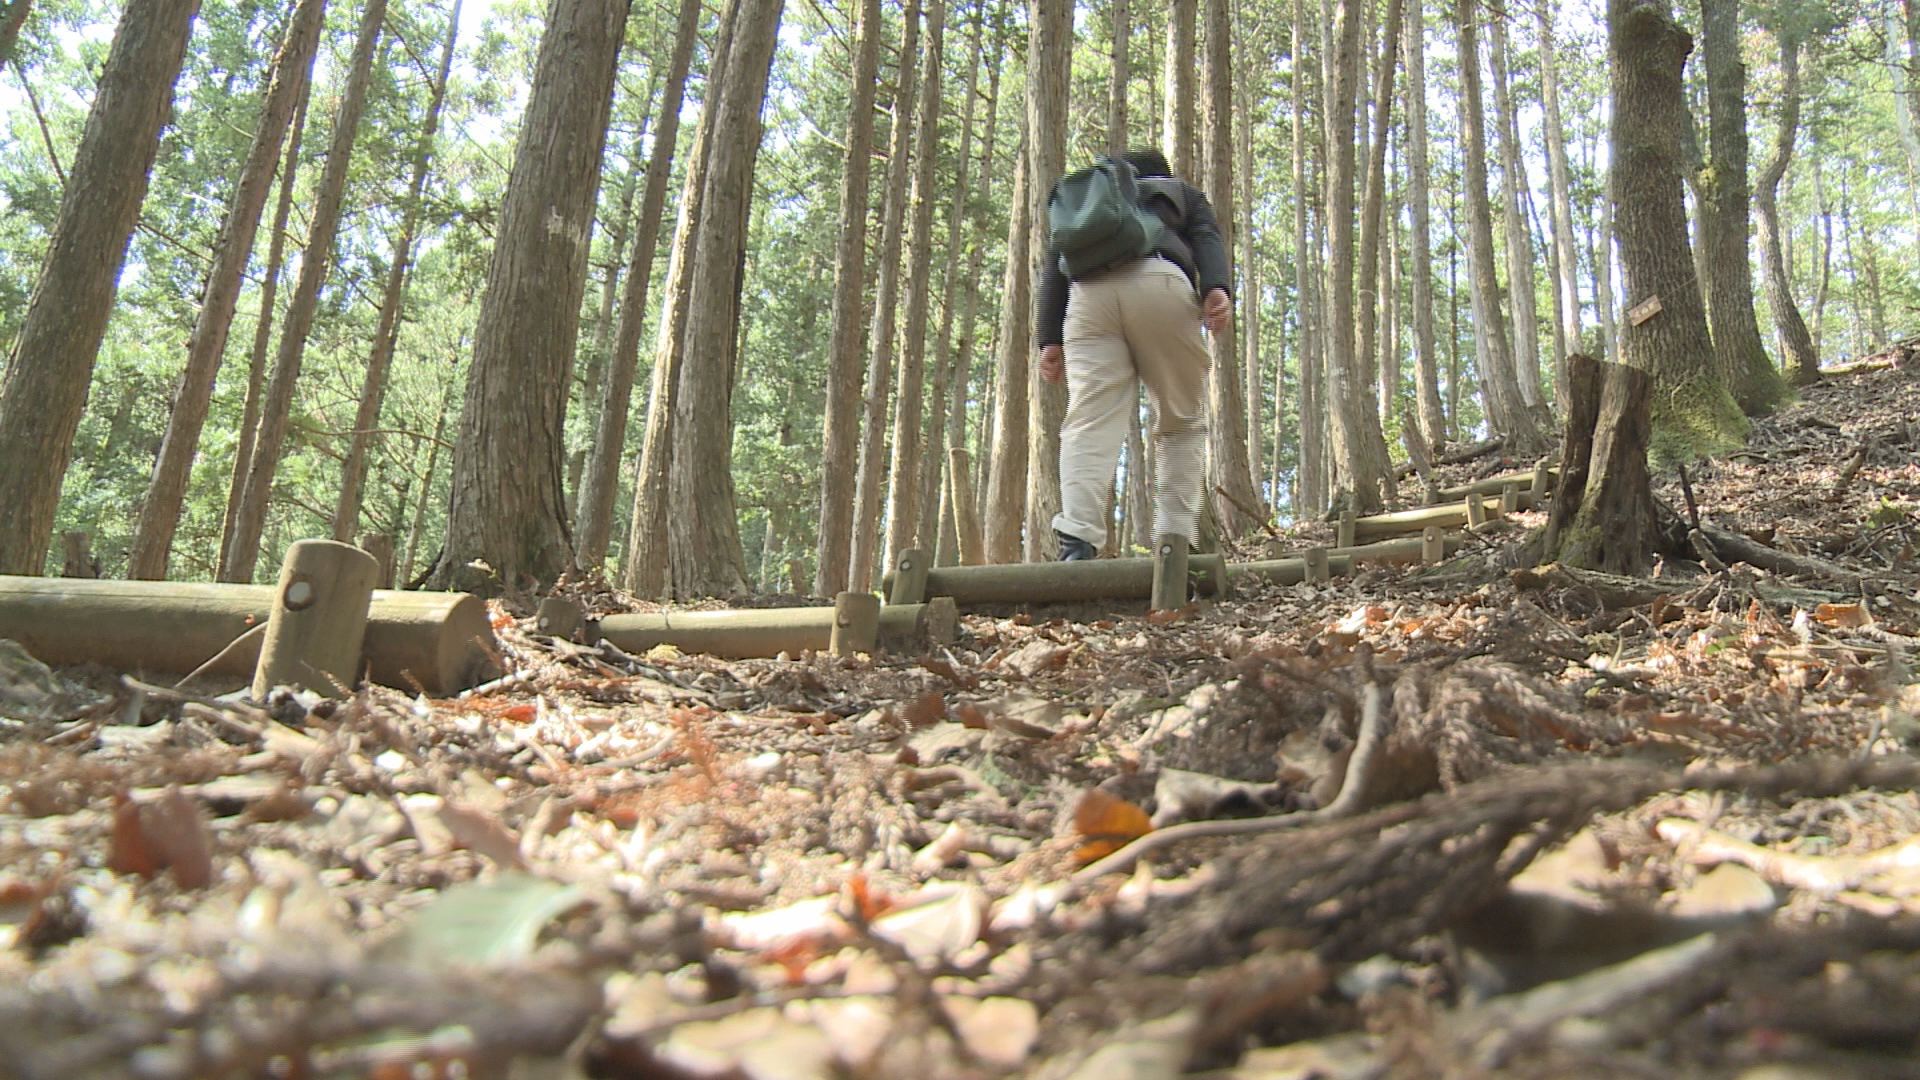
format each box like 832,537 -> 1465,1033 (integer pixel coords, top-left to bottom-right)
831,592 -> 881,657
1228,534 -> 1461,586
595,598 -> 959,660
1435,467 -> 1559,503
0,576 -> 500,694
881,555 -> 1231,606
1351,495 -> 1523,543
252,539 -> 379,699
1151,534 -> 1190,611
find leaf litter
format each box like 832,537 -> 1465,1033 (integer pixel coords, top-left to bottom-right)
2,368 -> 1920,1077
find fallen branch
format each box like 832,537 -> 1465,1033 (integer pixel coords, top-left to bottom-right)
1656,817 -> 1920,894
1212,484 -> 1280,538
1831,436 -> 1874,497
1395,436 -> 1505,479
1696,523 -> 1873,590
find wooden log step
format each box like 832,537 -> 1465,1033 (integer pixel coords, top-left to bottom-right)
1434,467 -> 1559,503
0,576 -> 500,694
1352,497 -> 1525,543
1231,534 -> 1463,585
880,555 -> 1231,606
595,598 -> 958,660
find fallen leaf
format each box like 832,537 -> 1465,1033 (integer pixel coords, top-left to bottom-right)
1145,605 -> 1196,625
870,884 -> 987,963
942,996 -> 1040,1069
1814,602 -> 1871,629
109,788 -> 214,889
435,799 -> 529,870
901,690 -> 945,728
1072,788 -> 1153,864
654,1007 -> 836,1080
917,655 -> 978,688
376,873 -> 584,969
1004,640 -> 1070,678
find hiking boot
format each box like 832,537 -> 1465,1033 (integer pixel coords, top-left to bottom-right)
1056,531 -> 1098,562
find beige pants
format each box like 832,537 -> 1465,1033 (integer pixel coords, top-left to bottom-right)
1051,257 -> 1211,549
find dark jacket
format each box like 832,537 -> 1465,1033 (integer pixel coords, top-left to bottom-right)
1034,175 -> 1232,349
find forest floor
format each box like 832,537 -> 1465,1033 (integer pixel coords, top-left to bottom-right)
4,359 -> 1920,1080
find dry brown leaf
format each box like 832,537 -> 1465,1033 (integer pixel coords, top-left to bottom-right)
109,788 -> 214,889
901,690 -> 946,728
1072,788 -> 1153,864
1814,602 -> 1871,629
917,655 -> 978,688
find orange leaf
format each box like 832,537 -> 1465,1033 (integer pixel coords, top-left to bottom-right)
953,702 -> 990,729
1071,788 -> 1152,864
1813,603 -> 1870,629
498,703 -> 539,724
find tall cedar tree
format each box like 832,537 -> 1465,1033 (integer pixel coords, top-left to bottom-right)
1537,0 -> 1584,391
1488,13 -> 1545,411
1755,25 -> 1820,385
222,0 -> 388,582
0,0 -> 201,575
1403,0 -> 1446,452
1291,0 -> 1325,515
1700,0 -> 1790,415
331,0 -> 462,544
426,0 -> 629,592
1351,0 -> 1402,503
982,132 -> 1031,563
1611,0 -> 1736,458
626,0 -> 740,597
851,0 -> 923,587
1022,0 -> 1071,561
665,0 -> 784,598
576,0 -> 702,568
128,0 -> 326,580
883,0 -> 948,566
812,0 -> 884,595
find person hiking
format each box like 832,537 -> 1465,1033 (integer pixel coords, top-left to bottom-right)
1035,148 -> 1231,562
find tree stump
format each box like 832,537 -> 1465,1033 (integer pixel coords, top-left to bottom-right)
1546,353 -> 1659,575
251,539 -> 380,699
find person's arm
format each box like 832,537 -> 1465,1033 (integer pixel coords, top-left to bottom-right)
1034,243 -> 1069,349
1183,186 -> 1231,303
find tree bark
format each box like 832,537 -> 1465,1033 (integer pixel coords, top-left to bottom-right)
851,0 -> 924,587
219,86 -> 310,581
0,0 -> 32,65
1699,0 -> 1789,416
884,0 -> 948,567
812,0 -> 884,596
1346,0 -> 1402,511
626,0 -> 738,597
1455,0 -> 1544,457
983,132 -> 1032,563
1403,9 -> 1443,456
1536,0 -> 1584,394
1611,0 -> 1743,459
1292,0 -> 1325,517
223,0 -> 387,583
1163,0 -> 1197,177
424,0 -> 627,593
1108,0 -> 1129,153
0,0 -> 200,575
576,0 -> 701,569
665,0 -> 783,598
128,0 -> 324,581
1755,28 -> 1818,387
1236,71 -> 1262,492
1022,0 -> 1071,561
1488,11 -> 1545,413
1548,354 -> 1658,575
330,0 -> 461,545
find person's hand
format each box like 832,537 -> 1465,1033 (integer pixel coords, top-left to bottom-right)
1039,344 -> 1065,383
1202,288 -> 1231,334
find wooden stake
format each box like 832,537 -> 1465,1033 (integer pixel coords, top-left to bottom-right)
1337,510 -> 1357,549
830,592 -> 881,657
251,539 -> 379,699
1530,459 -> 1552,504
1151,533 -> 1189,611
889,548 -> 931,605
1500,482 -> 1521,516
1304,546 -> 1331,584
1421,525 -> 1446,564
1465,492 -> 1487,529
535,596 -> 586,642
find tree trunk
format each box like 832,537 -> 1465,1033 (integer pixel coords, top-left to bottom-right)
1594,160 -> 1620,363
1885,2 -> 1920,219
1292,0 -> 1325,517
1455,0 -> 1544,457
223,0 -> 387,584
400,367 -> 455,585
665,0 -> 783,598
1346,0 -> 1402,511
1537,0 -> 1584,387
1810,152 -> 1831,361
576,0 -> 701,569
1488,11 -> 1545,413
1610,0 -> 1743,459
1108,0 -> 1129,153
884,0 -> 948,567
220,83 -> 310,582
0,0 -> 32,65
922,0 -> 995,570
1022,0 -> 1071,562
424,0 -> 627,593
1199,0 -> 1263,534
0,0 -> 200,575
330,0 -> 460,545
127,0 -> 324,581
812,0 -> 884,596
1755,27 -> 1818,386
1163,0 -> 1197,177
1404,0 -> 1444,454
1548,352 -> 1658,574
983,133 -> 1032,563
851,0 -> 923,587
1699,0 -> 1788,416
1236,71 -> 1262,492
627,0 -> 739,597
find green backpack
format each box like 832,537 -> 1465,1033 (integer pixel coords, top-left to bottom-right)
1047,159 -> 1165,280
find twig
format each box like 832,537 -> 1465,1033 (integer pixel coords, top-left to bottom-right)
1677,463 -> 1702,532
1831,437 -> 1874,498
1213,484 -> 1280,537
1072,677 -> 1388,884
176,622 -> 267,687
